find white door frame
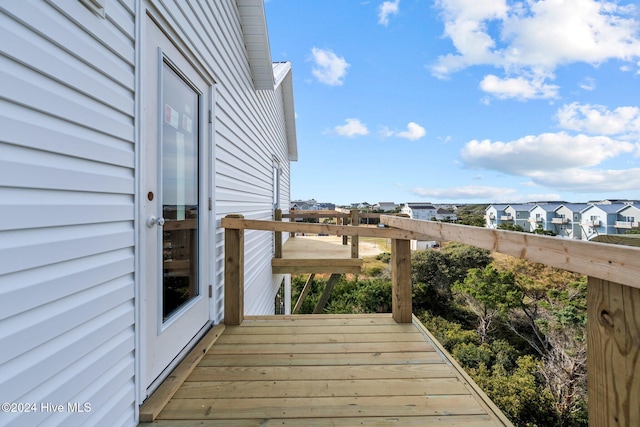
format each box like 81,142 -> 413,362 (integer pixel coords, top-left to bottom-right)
135,10 -> 217,405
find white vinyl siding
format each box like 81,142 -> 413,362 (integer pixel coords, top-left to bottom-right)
1,0 -> 294,424
0,0 -> 136,425
147,0 -> 292,321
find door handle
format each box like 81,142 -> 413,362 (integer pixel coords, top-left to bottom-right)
146,216 -> 166,228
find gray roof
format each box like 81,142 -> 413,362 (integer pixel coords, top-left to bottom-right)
407,203 -> 436,209
581,203 -> 630,214
556,203 -> 590,212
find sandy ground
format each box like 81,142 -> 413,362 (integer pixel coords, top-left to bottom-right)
296,235 -> 386,257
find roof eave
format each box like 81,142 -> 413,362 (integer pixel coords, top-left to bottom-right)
237,0 -> 275,90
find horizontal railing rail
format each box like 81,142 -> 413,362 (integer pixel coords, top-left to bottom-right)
381,215 -> 640,288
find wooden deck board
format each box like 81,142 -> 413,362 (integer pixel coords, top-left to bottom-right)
199,353 -> 447,368
149,415 -> 499,426
142,315 -> 513,426
216,331 -> 427,344
174,378 -> 471,398
190,364 -> 455,380
157,395 -> 486,419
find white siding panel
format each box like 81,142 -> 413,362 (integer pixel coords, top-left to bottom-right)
1,1 -> 135,89
0,223 -> 133,275
146,0 -> 295,323
0,63 -> 133,142
0,108 -> 134,167
0,15 -> 133,115
1,300 -> 133,404
0,274 -> 133,364
0,0 -> 136,425
47,0 -> 135,65
0,249 -> 134,319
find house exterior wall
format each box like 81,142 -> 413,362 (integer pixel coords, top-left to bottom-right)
580,205 -> 616,240
554,205 -> 580,239
615,205 -> 640,232
0,1 -> 137,425
528,206 -> 547,232
504,205 -> 532,230
0,0 -> 294,425
485,205 -> 507,228
402,205 -> 437,220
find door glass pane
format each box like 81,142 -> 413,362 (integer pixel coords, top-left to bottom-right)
162,61 -> 199,321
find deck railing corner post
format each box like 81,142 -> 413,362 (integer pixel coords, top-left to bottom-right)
351,209 -> 359,258
224,214 -> 244,325
274,209 -> 283,258
392,237 -> 412,323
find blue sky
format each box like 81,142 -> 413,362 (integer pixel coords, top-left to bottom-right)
264,0 -> 640,205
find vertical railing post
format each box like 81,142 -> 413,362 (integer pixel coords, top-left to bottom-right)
351,209 -> 359,259
341,215 -> 348,245
289,209 -> 295,237
587,276 -> 640,426
274,208 -> 282,258
224,214 -> 244,326
391,237 -> 412,323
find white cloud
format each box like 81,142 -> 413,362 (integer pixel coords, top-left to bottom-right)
461,132 -> 634,175
396,122 -> 426,140
531,168 -> 640,192
310,47 -> 350,86
579,77 -> 596,91
411,185 -> 563,203
431,0 -> 640,97
378,0 -> 400,26
555,103 -> 640,135
333,118 -> 369,137
380,122 -> 426,140
412,185 -> 516,200
479,74 -> 559,100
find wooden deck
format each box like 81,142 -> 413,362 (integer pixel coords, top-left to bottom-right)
272,236 -> 363,274
141,314 -> 512,426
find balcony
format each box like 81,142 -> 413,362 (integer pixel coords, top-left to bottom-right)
552,217 -> 569,224
140,212 -> 640,426
499,215 -> 513,221
581,219 -> 601,227
528,217 -> 543,223
141,314 -> 510,425
615,221 -> 639,229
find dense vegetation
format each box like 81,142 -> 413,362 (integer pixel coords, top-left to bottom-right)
291,243 -> 587,427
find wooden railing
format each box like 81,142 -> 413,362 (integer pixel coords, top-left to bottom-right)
222,212 -> 417,325
281,209 -> 384,258
221,213 -> 640,426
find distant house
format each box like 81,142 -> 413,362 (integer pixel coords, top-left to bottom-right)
401,203 -> 437,220
504,204 -> 535,230
527,204 -> 563,232
579,204 -> 627,240
290,200 -> 335,211
375,202 -> 397,212
435,208 -> 457,221
589,199 -> 640,205
291,199 -> 318,210
552,204 -> 590,239
485,204 -> 509,228
1,1 -> 297,425
317,202 -> 336,210
614,204 -> 640,233
351,202 -> 372,210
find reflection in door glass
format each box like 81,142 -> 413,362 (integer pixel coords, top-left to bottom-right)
161,60 -> 199,321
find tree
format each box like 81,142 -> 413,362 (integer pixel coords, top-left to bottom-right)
452,266 -> 521,342
498,223 -> 524,232
493,256 -> 588,424
412,244 -> 492,316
